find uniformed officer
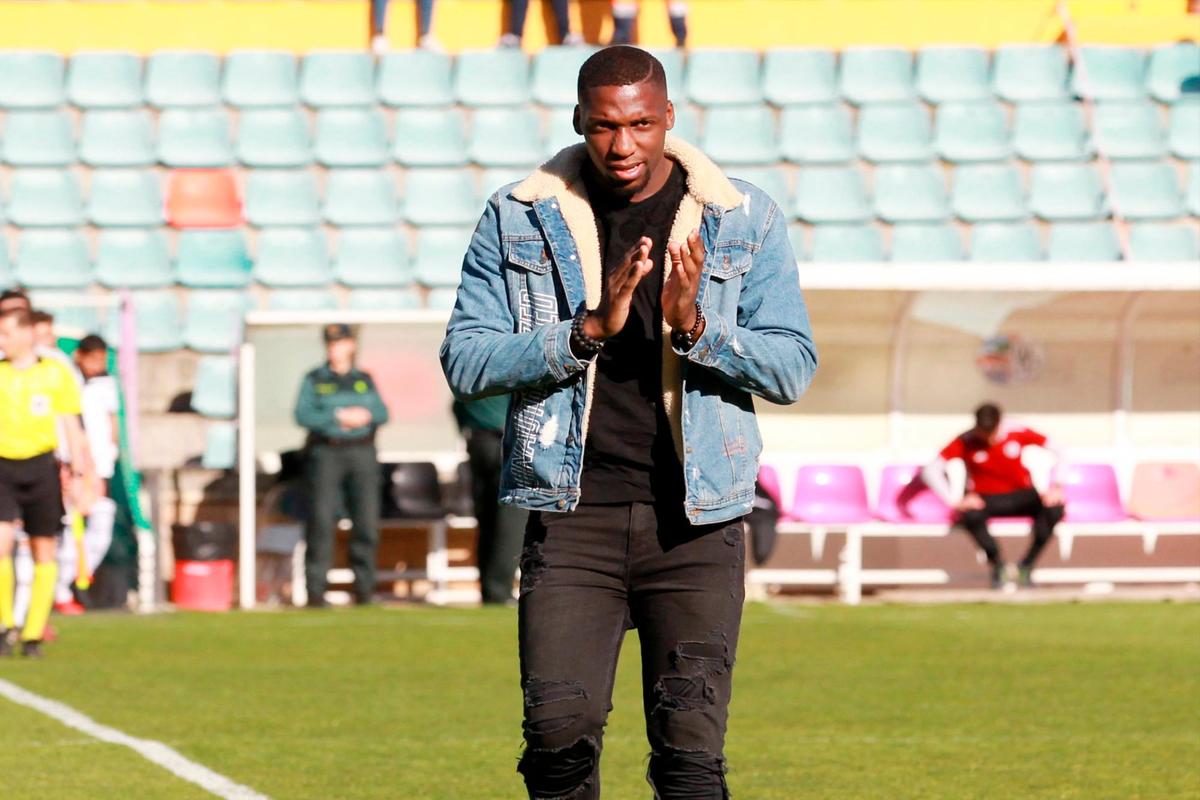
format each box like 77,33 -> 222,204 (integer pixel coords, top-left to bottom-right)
294,324 -> 389,607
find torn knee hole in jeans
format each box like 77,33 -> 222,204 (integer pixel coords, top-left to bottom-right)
517,734 -> 600,800
669,631 -> 732,676
653,631 -> 733,715
653,674 -> 716,712
524,675 -> 589,709
519,541 -> 548,592
523,676 -> 591,737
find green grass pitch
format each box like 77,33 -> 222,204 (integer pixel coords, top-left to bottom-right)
1,601 -> 1197,799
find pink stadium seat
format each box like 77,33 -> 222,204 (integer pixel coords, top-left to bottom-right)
1060,463 -> 1126,522
165,169 -> 242,228
1128,462 -> 1200,521
758,464 -> 784,509
791,465 -> 872,523
875,464 -> 953,523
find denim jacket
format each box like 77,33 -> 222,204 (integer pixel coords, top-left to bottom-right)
440,136 -> 817,525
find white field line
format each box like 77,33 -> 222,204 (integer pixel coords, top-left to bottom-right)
0,677 -> 270,800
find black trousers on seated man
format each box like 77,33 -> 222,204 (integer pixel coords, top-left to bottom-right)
958,487 -> 1065,569
304,441 -> 381,604
516,502 -> 744,800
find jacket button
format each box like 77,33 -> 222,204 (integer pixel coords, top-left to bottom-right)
556,499 -> 567,509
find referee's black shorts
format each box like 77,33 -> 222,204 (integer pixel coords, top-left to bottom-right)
0,452 -> 65,538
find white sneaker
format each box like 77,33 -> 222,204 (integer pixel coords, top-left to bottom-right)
418,34 -> 444,52
370,35 -> 389,55
562,32 -> 585,47
498,32 -> 521,48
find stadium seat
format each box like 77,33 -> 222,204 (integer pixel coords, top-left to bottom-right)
78,110 -> 156,167
478,168 -> 528,202
1060,463 -> 1127,522
790,465 -> 872,523
934,101 -> 1011,162
402,169 -> 478,226
253,227 -> 331,287
201,422 -> 237,469
644,48 -> 685,100
95,229 -> 172,288
413,226 -> 473,287
992,44 -> 1068,102
1028,163 -> 1106,221
669,104 -> 699,144
425,288 -> 459,310
952,164 -> 1028,222
1,111 -> 75,167
0,239 -> 11,287
235,109 -> 312,167
1012,101 -> 1091,161
780,104 -> 855,164
1072,47 -> 1146,101
1189,162 -> 1200,216
793,166 -> 872,223
377,51 -> 454,107
14,229 -> 92,288
1047,222 -> 1121,261
243,169 -> 321,227
221,51 -> 298,107
762,48 -> 838,106
1146,42 -> 1200,103
468,107 -> 543,167
839,47 -> 914,104
1128,462 -> 1200,521
873,164 -> 949,223
265,289 -> 339,311
1168,100 -> 1200,160
158,109 -> 234,167
175,230 -> 252,288
857,103 -> 933,162
0,52 -> 65,108
874,465 -> 952,523
32,290 -> 103,335
299,51 -> 374,107
1092,101 -> 1165,160
532,46 -> 597,106
392,108 -> 469,166
113,291 -> 185,352
454,49 -> 530,106
787,225 -> 807,260
184,290 -> 250,353
685,49 -> 762,106
701,105 -> 778,165
313,108 -> 389,167
66,52 -> 142,108
545,108 -> 582,156
86,169 -> 163,227
969,222 -> 1043,261
323,169 -> 398,226
890,223 -> 964,262
334,228 -> 411,287
728,168 -> 789,210
809,224 -> 883,261
1127,223 -> 1200,262
191,356 -> 238,419
7,169 -> 84,227
1109,161 -> 1183,220
165,169 -> 241,228
347,289 -> 423,310
145,51 -> 221,108
757,464 -> 784,509
916,46 -> 991,103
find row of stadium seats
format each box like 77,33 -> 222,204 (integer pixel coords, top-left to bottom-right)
0,44 -> 1196,109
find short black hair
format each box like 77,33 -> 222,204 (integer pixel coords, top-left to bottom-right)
577,45 -> 667,101
0,289 -> 30,308
974,402 -> 1002,432
30,309 -> 53,325
77,334 -> 108,353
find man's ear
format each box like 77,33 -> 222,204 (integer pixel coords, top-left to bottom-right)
665,100 -> 675,131
572,104 -> 583,135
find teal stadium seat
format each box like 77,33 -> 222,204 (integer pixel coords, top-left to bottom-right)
347,289 -> 423,310
414,226 -> 473,287
1146,42 -> 1200,103
145,51 -> 221,108
934,101 -> 1011,162
323,169 -> 398,226
468,107 -> 543,166
191,356 -> 237,418
0,237 -> 11,287
857,103 -> 933,162
253,228 -> 331,287
762,49 -> 838,106
1168,101 -> 1200,160
1189,162 -> 1200,216
454,49 -> 530,106
992,45 -> 1068,102
685,49 -> 762,106
890,223 -> 964,261
780,104 -> 854,164
95,229 -> 172,288
158,109 -> 234,167
840,47 -> 914,104
175,230 -> 253,288
184,291 -> 250,353
377,51 -> 454,107
236,109 -> 312,167
729,168 -> 789,210
644,48 -> 685,100
952,164 -> 1027,222
669,104 -> 699,144
391,108 -> 469,166
916,47 -> 991,103
478,168 -> 528,202
701,105 -> 778,165
1128,223 -> 1199,261
334,228 -> 412,287
87,169 -> 163,227
66,52 -> 142,108
1109,161 -> 1183,220
33,290 -> 104,335
1,111 -> 75,167
222,51 -> 298,108
313,108 -> 389,167
109,291 -> 185,352
202,422 -> 237,469
873,164 -> 949,222
545,108 -> 582,156
787,224 -> 806,259
1072,46 -> 1146,101
809,224 -> 884,261
243,169 -> 321,227
0,52 -> 65,108
78,110 -> 155,167
1028,163 -> 1106,221
15,229 -> 92,288
7,169 -> 84,227
1092,101 -> 1165,160
402,169 -> 478,226
1013,101 -> 1091,161
532,46 -> 598,106
425,288 -> 459,310
1047,222 -> 1121,261
299,51 -> 374,107
265,289 -> 339,311
970,222 -> 1043,261
793,166 -> 871,223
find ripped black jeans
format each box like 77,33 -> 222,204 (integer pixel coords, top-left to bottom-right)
516,502 -> 745,799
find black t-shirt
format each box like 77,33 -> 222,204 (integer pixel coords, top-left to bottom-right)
578,161 -> 686,505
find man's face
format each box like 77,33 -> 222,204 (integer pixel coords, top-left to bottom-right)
33,321 -> 54,349
326,337 -> 356,363
76,349 -> 107,379
0,317 -> 33,358
575,80 -> 674,199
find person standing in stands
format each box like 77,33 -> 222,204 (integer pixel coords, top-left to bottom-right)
921,402 -> 1065,589
370,0 -> 440,53
610,1 -> 688,48
294,324 -> 389,608
501,0 -> 583,47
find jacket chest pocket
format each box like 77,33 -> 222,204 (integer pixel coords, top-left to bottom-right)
703,243 -> 752,317
504,238 -> 560,331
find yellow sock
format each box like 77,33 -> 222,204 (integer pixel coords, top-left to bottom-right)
22,562 -> 58,643
0,557 -> 13,630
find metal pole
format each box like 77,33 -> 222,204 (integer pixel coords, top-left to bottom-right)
237,343 -> 257,610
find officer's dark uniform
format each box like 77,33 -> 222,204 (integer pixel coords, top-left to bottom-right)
293,327 -> 389,605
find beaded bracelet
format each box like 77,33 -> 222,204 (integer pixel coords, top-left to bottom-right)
671,302 -> 705,351
570,309 -> 605,357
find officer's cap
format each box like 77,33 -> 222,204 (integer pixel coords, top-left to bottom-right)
323,323 -> 355,343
